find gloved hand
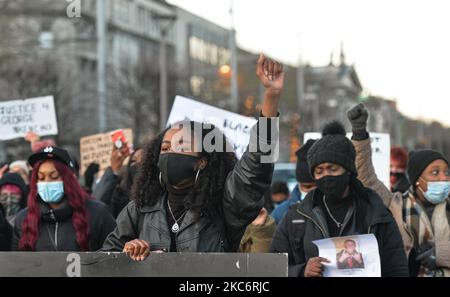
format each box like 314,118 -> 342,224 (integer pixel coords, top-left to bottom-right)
346,103 -> 369,140
415,242 -> 437,271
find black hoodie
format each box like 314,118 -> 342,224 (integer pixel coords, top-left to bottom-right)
0,208 -> 12,251
0,172 -> 28,210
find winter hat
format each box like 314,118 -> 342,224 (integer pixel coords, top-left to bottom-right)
407,149 -> 448,186
307,121 -> 356,177
295,139 -> 316,183
9,160 -> 29,175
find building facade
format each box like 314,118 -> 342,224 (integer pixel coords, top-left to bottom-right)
1,0 -> 449,163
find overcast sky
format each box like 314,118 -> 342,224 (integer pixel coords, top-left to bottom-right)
168,0 -> 450,126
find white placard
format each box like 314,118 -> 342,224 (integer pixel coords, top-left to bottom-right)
313,234 -> 381,277
0,96 -> 58,141
304,132 -> 390,189
167,96 -> 258,158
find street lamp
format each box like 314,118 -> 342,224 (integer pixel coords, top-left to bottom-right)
151,11 -> 177,130
97,0 -> 107,132
219,64 -> 232,78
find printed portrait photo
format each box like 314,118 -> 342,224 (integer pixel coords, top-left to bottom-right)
334,238 -> 365,270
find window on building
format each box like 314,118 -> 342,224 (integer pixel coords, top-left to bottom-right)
115,0 -> 130,23
137,6 -> 147,33
190,75 -> 205,97
189,36 -> 230,66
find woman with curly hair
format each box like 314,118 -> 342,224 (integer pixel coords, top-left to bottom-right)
12,147 -> 116,251
102,54 -> 283,260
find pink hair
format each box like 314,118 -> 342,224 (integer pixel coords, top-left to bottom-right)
391,147 -> 408,169
0,184 -> 22,195
19,160 -> 91,251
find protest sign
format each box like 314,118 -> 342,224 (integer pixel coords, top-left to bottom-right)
304,132 -> 390,188
313,234 -> 381,277
80,129 -> 133,175
0,96 -> 58,141
167,96 -> 258,159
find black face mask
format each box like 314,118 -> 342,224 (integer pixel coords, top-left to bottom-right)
315,173 -> 350,201
158,153 -> 200,188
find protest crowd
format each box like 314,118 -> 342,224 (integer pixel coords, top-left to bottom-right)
0,54 -> 449,278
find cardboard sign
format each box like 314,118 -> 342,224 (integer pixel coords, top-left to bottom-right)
304,132 -> 390,188
166,96 -> 258,158
80,129 -> 133,175
0,96 -> 58,140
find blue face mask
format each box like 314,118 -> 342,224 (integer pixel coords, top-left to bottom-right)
37,181 -> 65,204
420,180 -> 450,205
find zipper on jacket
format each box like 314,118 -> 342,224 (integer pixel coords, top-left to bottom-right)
55,222 -> 59,251
296,209 -> 326,237
50,209 -> 56,221
49,209 -> 58,251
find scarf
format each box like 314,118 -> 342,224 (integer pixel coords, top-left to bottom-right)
403,188 -> 450,276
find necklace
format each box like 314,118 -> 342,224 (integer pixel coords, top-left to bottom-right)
167,199 -> 187,233
322,196 -> 343,228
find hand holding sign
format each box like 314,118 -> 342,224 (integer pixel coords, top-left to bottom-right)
0,164 -> 8,179
79,129 -> 133,176
110,142 -> 131,175
24,131 -> 40,144
304,257 -> 331,277
313,234 -> 381,277
257,54 -> 284,117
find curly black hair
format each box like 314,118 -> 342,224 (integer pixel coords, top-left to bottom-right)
130,121 -> 237,218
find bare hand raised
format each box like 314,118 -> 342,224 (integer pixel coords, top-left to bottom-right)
256,53 -> 284,98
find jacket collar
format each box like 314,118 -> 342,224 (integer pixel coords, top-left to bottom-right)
139,200 -> 164,213
298,187 -> 392,228
40,198 -> 73,222
290,185 -> 302,203
138,194 -> 203,235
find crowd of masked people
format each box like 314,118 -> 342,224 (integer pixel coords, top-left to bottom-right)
0,54 -> 449,277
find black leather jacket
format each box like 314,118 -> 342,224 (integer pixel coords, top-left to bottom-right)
102,119 -> 277,252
